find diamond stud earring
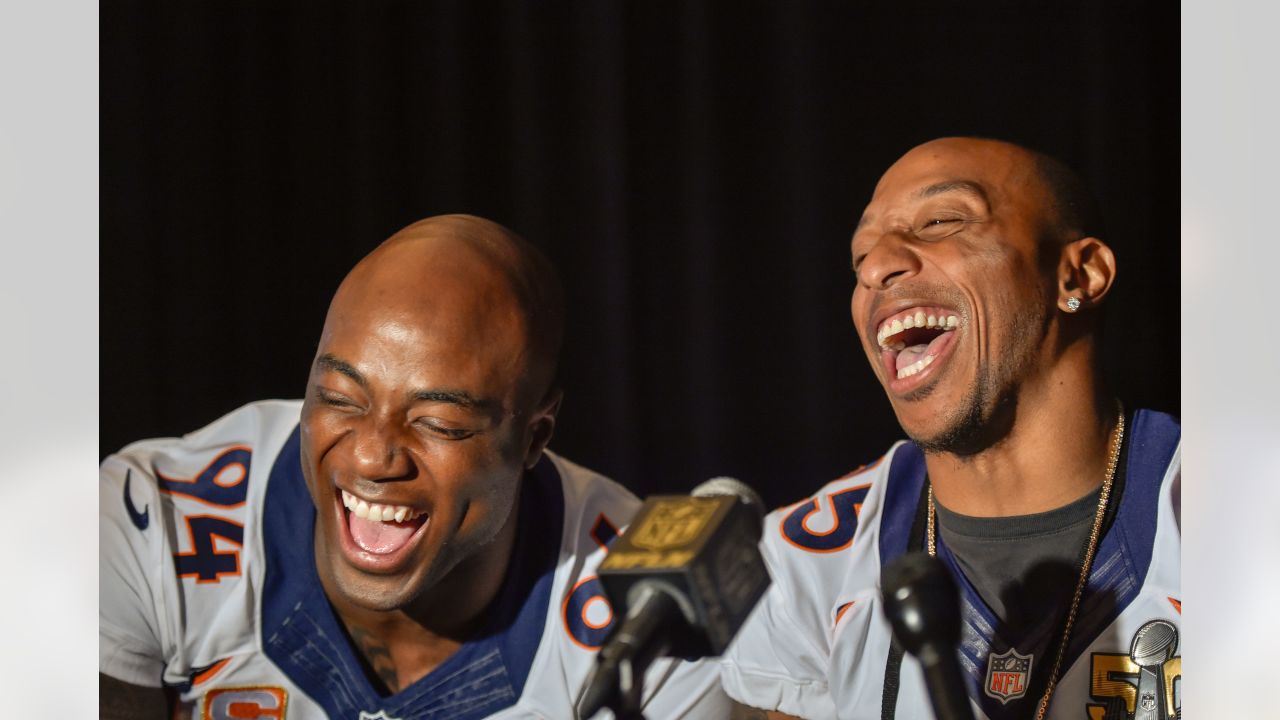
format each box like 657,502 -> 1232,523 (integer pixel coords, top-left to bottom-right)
1065,297 -> 1082,312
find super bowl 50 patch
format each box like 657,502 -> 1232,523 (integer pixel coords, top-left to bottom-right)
1087,619 -> 1181,719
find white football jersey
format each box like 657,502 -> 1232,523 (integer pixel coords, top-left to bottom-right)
721,409 -> 1181,720
100,400 -> 729,720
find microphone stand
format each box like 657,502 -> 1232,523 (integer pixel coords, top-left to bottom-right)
611,655 -> 647,720
580,586 -> 681,720
881,552 -> 976,720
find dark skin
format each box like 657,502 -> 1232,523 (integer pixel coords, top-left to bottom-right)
98,676 -> 178,720
101,215 -> 563,712
736,138 -> 1118,718
728,704 -> 777,719
850,138 -> 1117,516
303,217 -> 562,691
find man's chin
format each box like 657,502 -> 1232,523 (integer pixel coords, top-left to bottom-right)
903,384 -> 1016,457
327,563 -> 426,613
888,387 -> 956,443
908,425 -> 991,458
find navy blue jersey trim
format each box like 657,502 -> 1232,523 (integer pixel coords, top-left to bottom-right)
877,442 -> 927,569
940,538 -> 1060,718
870,411 -> 1179,720
260,429 -> 565,720
947,408 -> 1179,720
1060,408 -> 1179,668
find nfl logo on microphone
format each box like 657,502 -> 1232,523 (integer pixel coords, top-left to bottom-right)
984,649 -> 1032,704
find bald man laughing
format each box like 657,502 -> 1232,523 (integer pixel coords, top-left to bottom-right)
100,215 -> 730,719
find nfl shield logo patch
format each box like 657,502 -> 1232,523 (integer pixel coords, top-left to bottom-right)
984,648 -> 1033,704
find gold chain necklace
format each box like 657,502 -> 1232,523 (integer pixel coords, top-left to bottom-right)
925,403 -> 1125,719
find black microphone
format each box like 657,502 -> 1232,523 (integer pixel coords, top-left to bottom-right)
576,478 -> 772,720
881,552 -> 976,720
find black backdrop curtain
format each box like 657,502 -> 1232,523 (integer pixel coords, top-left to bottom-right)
101,1 -> 1178,508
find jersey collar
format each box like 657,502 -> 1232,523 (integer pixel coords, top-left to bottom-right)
260,427 -> 565,720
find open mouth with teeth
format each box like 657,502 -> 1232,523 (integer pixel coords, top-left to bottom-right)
875,307 -> 961,383
339,488 -> 429,557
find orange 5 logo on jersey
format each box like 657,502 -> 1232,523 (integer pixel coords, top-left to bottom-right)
779,483 -> 871,553
777,459 -> 883,554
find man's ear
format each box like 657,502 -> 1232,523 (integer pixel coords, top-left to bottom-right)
523,387 -> 563,469
1056,236 -> 1117,312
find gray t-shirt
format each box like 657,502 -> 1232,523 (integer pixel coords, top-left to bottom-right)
933,485 -> 1102,627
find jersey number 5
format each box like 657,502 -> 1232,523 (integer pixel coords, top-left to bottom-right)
779,484 -> 870,553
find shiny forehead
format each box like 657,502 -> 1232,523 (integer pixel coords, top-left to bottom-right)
331,230 -> 519,329
318,214 -> 564,405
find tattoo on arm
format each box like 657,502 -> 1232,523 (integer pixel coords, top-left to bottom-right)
349,626 -> 400,693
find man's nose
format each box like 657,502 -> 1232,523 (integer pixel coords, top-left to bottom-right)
349,413 -> 413,481
857,230 -> 922,291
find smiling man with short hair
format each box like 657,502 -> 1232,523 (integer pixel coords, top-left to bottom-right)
100,215 -> 729,719
722,139 -> 1182,720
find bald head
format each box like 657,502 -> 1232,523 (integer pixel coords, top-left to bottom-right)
325,214 -> 564,409
301,215 -> 566,614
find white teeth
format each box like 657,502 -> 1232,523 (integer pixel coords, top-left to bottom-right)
895,353 -> 936,379
340,489 -> 418,523
877,309 -> 960,349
